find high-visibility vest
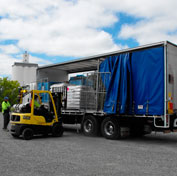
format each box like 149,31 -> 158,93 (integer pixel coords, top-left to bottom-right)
30,100 -> 40,108
2,101 -> 11,113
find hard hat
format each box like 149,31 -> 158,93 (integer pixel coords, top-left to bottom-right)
4,97 -> 8,100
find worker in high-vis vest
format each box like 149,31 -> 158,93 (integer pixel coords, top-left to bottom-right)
2,97 -> 11,131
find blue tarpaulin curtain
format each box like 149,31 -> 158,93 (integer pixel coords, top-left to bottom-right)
99,46 -> 164,116
131,47 -> 164,115
99,53 -> 132,114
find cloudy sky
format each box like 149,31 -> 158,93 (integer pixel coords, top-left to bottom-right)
0,0 -> 177,77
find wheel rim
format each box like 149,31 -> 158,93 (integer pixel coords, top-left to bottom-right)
104,121 -> 115,136
84,119 -> 93,133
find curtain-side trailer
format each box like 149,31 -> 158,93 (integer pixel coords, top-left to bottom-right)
50,41 -> 177,139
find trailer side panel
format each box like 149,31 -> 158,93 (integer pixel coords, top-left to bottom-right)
99,46 -> 164,116
167,43 -> 177,112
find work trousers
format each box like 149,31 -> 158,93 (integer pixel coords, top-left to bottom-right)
3,112 -> 10,129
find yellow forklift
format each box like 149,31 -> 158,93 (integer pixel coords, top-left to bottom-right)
10,89 -> 63,140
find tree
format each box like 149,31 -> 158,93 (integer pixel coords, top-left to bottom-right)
0,77 -> 20,108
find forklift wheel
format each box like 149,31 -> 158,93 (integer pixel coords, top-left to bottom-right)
52,124 -> 63,137
22,128 -> 33,140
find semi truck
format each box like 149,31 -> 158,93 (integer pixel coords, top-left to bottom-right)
39,41 -> 177,140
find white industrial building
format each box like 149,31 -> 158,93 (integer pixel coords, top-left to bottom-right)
12,51 -> 38,86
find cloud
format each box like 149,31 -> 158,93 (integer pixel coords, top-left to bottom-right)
18,29 -> 121,57
117,0 -> 177,45
29,55 -> 52,66
0,0 -> 121,58
0,54 -> 19,77
0,0 -> 177,78
1,0 -> 177,53
119,17 -> 177,45
0,44 -> 20,54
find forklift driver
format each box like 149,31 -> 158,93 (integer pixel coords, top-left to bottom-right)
30,94 -> 41,115
34,95 -> 40,108
31,94 -> 53,122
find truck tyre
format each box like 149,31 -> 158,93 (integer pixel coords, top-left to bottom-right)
82,115 -> 98,136
22,128 -> 33,140
52,123 -> 64,137
101,117 -> 121,140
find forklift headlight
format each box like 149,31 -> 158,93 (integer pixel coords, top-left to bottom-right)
23,116 -> 30,120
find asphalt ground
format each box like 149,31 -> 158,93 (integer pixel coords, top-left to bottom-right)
1,113 -> 177,176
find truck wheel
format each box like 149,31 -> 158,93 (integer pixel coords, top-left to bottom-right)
52,124 -> 64,137
101,117 -> 121,140
22,128 -> 33,140
82,115 -> 98,136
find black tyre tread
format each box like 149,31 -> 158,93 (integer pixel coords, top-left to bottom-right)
82,115 -> 99,136
22,128 -> 33,140
101,117 -> 121,140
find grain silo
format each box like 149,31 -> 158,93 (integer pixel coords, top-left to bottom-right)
12,51 -> 38,86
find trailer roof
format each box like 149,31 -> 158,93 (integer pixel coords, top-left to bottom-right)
38,41 -> 175,74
